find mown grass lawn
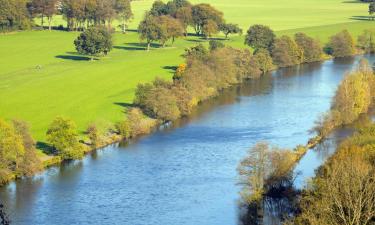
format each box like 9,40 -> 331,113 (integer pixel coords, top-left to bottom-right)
1,0 -> 374,143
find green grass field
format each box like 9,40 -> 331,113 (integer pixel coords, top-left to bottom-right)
1,0 -> 374,142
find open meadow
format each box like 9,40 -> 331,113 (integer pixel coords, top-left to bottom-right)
0,0 -> 374,142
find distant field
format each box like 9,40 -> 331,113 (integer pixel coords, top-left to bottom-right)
1,0 -> 374,143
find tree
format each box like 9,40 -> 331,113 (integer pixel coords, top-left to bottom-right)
138,14 -> 166,51
327,30 -> 355,58
209,40 -> 225,51
191,3 -> 224,36
158,15 -> 184,46
294,32 -> 323,63
175,6 -> 192,35
369,2 -> 375,20
12,120 -> 42,176
0,0 -> 31,31
272,35 -> 303,67
115,0 -> 133,33
253,48 -> 274,74
357,29 -> 375,53
202,19 -> 218,38
46,116 -> 84,160
150,0 -> 168,16
219,23 -> 242,39
74,26 -> 113,59
245,25 -> 275,52
0,119 -> 24,183
294,147 -> 375,225
30,0 -> 58,30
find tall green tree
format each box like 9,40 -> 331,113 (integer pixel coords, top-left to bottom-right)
191,3 -> 224,36
115,0 -> 133,33
0,0 -> 31,31
245,24 -> 275,52
369,2 -> 375,20
138,14 -> 166,51
46,116 -> 84,160
219,23 -> 242,39
74,25 -> 113,59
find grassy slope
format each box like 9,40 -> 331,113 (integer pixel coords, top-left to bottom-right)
0,0 -> 374,142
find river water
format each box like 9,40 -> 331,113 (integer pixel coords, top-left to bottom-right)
1,56 -> 373,225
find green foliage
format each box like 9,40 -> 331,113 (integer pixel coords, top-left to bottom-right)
315,59 -> 375,137
209,40 -> 225,51
357,29 -> 375,53
115,119 -> 131,139
245,24 -> 275,52
127,108 -> 156,137
138,14 -> 166,50
238,142 -> 297,203
294,32 -> 323,63
0,0 -> 31,31
183,43 -> 209,60
202,19 -> 219,38
369,2 -> 375,17
0,119 -> 41,184
12,120 -> 42,176
253,49 -> 274,74
191,3 -> 224,36
327,30 -> 355,57
46,116 -> 84,160
272,35 -> 303,67
115,0 -> 133,33
157,15 -> 184,45
219,23 -> 242,39
74,26 -> 113,58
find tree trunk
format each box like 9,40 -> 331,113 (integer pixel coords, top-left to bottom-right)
48,17 -> 52,31
147,42 -> 151,51
41,15 -> 44,27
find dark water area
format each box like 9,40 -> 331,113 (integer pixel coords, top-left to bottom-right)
1,56 -> 374,225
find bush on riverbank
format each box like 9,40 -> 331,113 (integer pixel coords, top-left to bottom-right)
315,59 -> 375,137
46,116 -> 85,160
325,30 -> 356,57
134,45 -> 266,122
291,123 -> 375,225
237,142 -> 298,204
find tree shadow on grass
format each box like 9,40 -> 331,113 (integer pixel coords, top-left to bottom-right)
342,0 -> 368,3
55,55 -> 91,61
113,45 -> 145,51
163,65 -> 177,74
36,141 -> 56,155
350,16 -> 375,21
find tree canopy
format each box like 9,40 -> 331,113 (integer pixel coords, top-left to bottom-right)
74,26 -> 113,59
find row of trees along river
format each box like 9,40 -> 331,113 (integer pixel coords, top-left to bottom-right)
1,55 -> 374,224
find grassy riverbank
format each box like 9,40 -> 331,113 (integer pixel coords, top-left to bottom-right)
1,0 -> 375,144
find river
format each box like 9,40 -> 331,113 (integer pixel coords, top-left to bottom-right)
1,56 -> 373,225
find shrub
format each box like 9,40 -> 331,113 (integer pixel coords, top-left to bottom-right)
74,26 -> 113,59
357,29 -> 375,53
128,108 -> 156,137
244,24 -> 275,52
294,32 -> 323,63
46,116 -> 84,160
115,120 -> 131,139
272,35 -> 303,67
253,49 -> 274,74
327,30 -> 355,57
